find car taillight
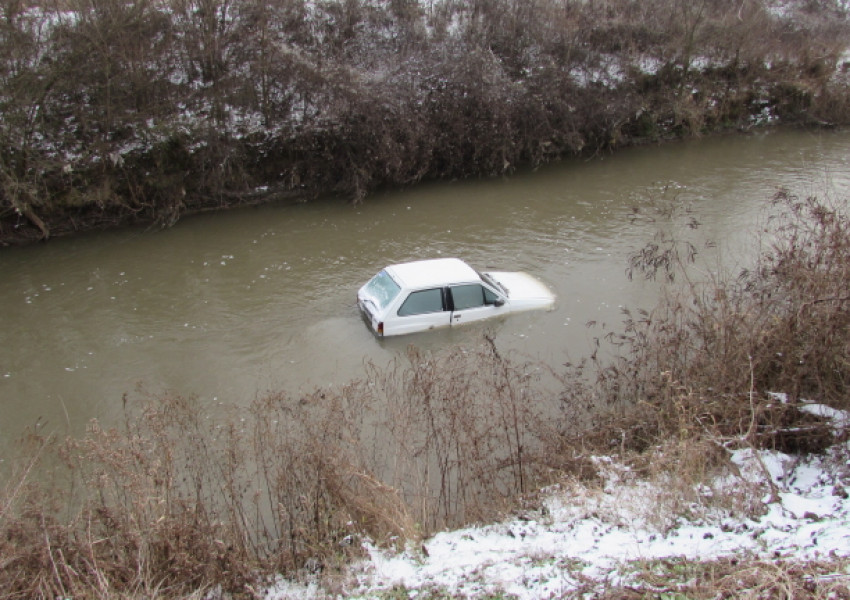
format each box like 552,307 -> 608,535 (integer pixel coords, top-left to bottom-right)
377,322 -> 384,336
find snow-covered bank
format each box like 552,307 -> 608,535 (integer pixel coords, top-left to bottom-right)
267,406 -> 850,599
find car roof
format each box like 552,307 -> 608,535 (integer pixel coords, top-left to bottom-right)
386,258 -> 480,289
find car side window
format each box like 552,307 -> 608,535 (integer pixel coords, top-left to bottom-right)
483,286 -> 500,305
451,284 -> 486,310
398,288 -> 445,316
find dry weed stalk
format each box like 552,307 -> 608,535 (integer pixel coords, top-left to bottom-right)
363,339 -> 560,531
588,191 -> 849,453
0,337 -> 566,597
555,189 -> 850,535
613,557 -> 850,599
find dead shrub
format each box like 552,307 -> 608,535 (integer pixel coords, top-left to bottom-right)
0,336 -> 569,596
750,190 -> 850,404
359,338 -> 562,531
582,189 -> 850,460
4,0 -> 850,242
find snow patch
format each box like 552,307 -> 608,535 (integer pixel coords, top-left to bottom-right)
266,406 -> 850,598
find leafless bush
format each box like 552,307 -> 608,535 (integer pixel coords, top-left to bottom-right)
0,337 -> 569,596
2,0 -> 849,242
575,190 -> 850,459
360,339 -> 561,530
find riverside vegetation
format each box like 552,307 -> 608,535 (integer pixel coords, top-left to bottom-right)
0,188 -> 848,598
2,0 -> 850,598
1,0 -> 850,243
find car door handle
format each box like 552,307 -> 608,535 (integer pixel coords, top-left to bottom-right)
453,314 -> 461,320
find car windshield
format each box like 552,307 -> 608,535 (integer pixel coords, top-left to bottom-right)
362,269 -> 401,310
479,271 -> 508,296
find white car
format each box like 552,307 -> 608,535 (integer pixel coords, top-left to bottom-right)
357,258 -> 555,337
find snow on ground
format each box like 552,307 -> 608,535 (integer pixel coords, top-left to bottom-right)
266,406 -> 850,599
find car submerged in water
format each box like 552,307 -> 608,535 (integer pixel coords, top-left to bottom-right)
357,258 -> 555,337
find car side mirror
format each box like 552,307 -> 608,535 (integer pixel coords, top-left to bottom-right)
494,298 -> 505,307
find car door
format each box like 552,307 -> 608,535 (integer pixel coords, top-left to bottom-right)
448,284 -> 503,327
389,287 -> 452,335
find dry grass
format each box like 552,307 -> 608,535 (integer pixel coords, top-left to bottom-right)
0,341 -> 567,597
574,190 -> 850,456
605,557 -> 850,599
555,189 -> 850,544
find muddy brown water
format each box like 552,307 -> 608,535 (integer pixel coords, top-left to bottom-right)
2,128 -> 849,452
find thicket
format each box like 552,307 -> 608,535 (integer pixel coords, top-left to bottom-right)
1,0 -> 849,242
1,190 -> 848,597
576,189 -> 850,454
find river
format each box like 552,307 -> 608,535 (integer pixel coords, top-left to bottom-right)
1,128 -> 849,450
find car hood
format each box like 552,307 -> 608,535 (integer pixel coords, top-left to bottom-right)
485,271 -> 555,309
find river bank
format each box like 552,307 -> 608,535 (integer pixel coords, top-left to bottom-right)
272,408 -> 850,599
2,0 -> 849,245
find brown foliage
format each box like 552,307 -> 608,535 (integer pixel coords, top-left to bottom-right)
572,191 -> 850,457
0,340 -> 567,596
2,0 -> 849,242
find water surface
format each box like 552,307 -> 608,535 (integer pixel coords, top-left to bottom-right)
1,128 -> 849,447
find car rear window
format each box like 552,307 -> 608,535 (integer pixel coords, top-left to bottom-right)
363,270 -> 401,310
